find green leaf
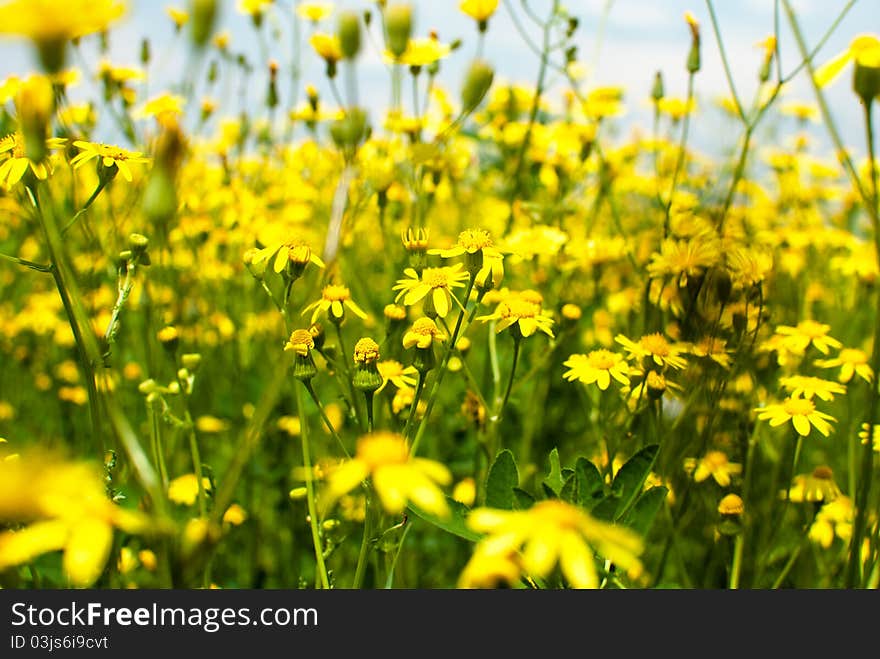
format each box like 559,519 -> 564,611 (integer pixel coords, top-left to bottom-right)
542,447 -> 565,497
590,496 -> 619,522
611,444 -> 660,521
513,487 -> 535,510
485,449 -> 519,510
407,498 -> 481,543
620,486 -> 668,536
560,457 -> 605,510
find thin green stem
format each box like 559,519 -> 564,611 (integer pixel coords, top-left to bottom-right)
304,380 -> 350,458
295,380 -> 331,589
352,487 -> 374,589
662,72 -> 695,238
384,521 -> 412,589
729,533 -> 745,589
705,0 -> 745,123
0,252 -> 52,272
402,370 -> 427,441
61,179 -> 109,234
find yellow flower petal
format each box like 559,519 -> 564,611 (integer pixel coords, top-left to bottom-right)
63,518 -> 113,587
814,49 -> 853,87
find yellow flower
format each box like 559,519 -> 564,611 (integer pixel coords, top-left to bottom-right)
222,504 -> 248,526
0,132 -> 65,188
302,283 -> 369,324
774,320 -> 842,356
646,237 -> 719,287
458,543 -> 522,588
134,93 -> 186,122
813,34 -> 880,90
0,0 -> 125,45
452,477 -> 476,507
656,96 -> 697,121
460,0 -> 499,23
778,375 -> 846,402
562,350 -> 630,391
168,473 -> 212,506
310,32 -> 343,64
376,360 -> 418,393
464,500 -> 644,589
476,291 -> 555,339
814,348 -> 873,384
297,1 -> 333,22
402,317 -> 446,349
70,140 -> 150,182
249,239 -> 325,275
787,466 -> 841,503
386,37 -> 452,67
166,6 -> 189,28
0,452 -> 148,587
322,431 -> 452,517
683,450 -> 742,487
393,265 -> 470,319
689,336 -> 732,369
755,395 -> 836,437
809,496 -> 853,548
195,415 -> 229,433
238,0 -> 273,19
717,493 -> 744,516
615,333 -> 689,370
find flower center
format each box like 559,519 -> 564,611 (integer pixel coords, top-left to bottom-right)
457,229 -> 492,252
640,333 -> 671,356
703,450 -> 728,469
588,350 -> 618,370
421,267 -> 450,289
783,397 -> 815,416
839,348 -> 866,365
411,318 -> 440,336
812,465 -> 834,480
500,299 -> 537,319
323,284 -> 351,301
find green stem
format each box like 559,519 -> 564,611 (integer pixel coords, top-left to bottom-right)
729,533 -> 745,589
402,370 -> 427,441
409,280 -> 479,457
352,487 -> 374,589
705,0 -> 745,122
304,380 -> 350,458
295,380 -> 331,589
0,252 -> 52,272
662,72 -> 695,238
384,521 -> 412,589
61,179 -> 109,234
498,336 -> 522,418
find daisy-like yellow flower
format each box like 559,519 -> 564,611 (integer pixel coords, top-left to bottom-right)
322,431 -> 451,517
134,93 -> 185,123
296,1 -> 333,22
562,350 -> 630,391
249,239 -> 325,275
813,34 -> 880,92
780,100 -> 819,123
393,264 -> 469,319
774,320 -> 842,356
386,36 -> 452,68
376,360 -> 418,393
476,290 -> 555,339
615,333 -> 689,371
238,0 -> 274,20
755,395 -> 836,437
683,450 -> 742,487
464,500 -> 644,589
778,375 -> 846,402
458,543 -> 522,589
0,451 -> 148,587
69,141 -> 150,182
656,96 -> 697,121
814,348 -> 873,384
402,317 -> 446,349
0,132 -> 66,188
809,496 -> 853,548
310,32 -> 343,64
460,0 -> 499,23
787,465 -> 841,503
646,237 -> 719,288
302,283 -> 368,325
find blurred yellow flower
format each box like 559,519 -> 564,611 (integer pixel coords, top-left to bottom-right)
322,431 -> 452,517
464,500 -> 644,589
755,395 -> 836,437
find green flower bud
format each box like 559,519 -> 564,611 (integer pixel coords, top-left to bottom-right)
461,59 -> 494,114
385,4 -> 413,59
191,0 -> 219,48
338,11 -> 361,60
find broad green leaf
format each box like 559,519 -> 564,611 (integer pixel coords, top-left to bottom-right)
620,486 -> 668,537
485,449 -> 519,510
407,498 -> 481,543
589,496 -> 619,522
513,487 -> 535,510
611,444 -> 660,521
542,447 -> 565,497
560,457 -> 605,510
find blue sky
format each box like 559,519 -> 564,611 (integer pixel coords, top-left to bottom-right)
0,0 -> 875,161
